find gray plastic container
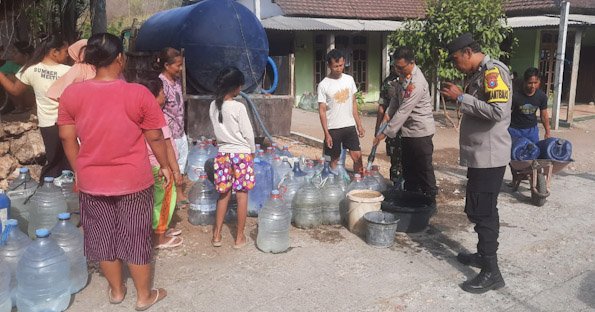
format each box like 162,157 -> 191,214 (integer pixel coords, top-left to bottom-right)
364,211 -> 399,248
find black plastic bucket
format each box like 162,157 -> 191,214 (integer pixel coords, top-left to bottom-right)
381,190 -> 436,233
364,211 -> 399,248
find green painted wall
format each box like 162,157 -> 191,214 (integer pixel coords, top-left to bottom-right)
510,29 -> 540,75
294,32 -> 315,106
365,32 -> 382,102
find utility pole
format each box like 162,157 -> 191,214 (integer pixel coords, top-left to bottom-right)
90,0 -> 107,34
551,1 -> 570,130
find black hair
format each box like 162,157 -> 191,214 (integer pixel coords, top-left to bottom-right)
523,67 -> 541,81
136,75 -> 163,98
325,49 -> 344,64
21,34 -> 67,72
462,42 -> 482,54
155,47 -> 182,71
13,41 -> 34,56
214,66 -> 245,123
84,33 -> 123,68
392,46 -> 415,63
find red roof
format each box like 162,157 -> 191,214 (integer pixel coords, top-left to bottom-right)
273,0 -> 595,20
273,0 -> 426,20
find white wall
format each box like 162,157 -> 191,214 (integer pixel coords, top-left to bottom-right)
237,0 -> 283,19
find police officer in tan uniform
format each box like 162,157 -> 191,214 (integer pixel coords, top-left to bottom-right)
375,47 -> 437,199
440,33 -> 512,294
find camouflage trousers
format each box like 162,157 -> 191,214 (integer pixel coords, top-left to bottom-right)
385,131 -> 403,183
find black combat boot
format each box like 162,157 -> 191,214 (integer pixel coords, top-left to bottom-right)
456,252 -> 482,268
461,255 -> 505,294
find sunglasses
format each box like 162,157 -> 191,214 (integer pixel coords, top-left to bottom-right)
394,62 -> 413,71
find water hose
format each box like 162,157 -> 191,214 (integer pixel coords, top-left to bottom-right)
262,56 -> 278,94
240,91 -> 276,146
367,122 -> 388,171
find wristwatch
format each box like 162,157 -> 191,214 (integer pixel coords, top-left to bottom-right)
457,94 -> 464,103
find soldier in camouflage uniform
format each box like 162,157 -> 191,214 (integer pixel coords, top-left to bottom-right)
377,63 -> 403,184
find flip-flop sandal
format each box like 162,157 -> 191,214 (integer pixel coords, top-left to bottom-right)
211,237 -> 222,247
135,288 -> 167,311
108,285 -> 127,304
155,236 -> 183,249
233,234 -> 251,249
165,228 -> 182,237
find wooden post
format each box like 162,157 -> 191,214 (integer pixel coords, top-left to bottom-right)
552,1 -> 570,130
567,29 -> 582,125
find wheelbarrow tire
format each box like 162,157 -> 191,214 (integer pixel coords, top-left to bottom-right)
531,173 -> 548,207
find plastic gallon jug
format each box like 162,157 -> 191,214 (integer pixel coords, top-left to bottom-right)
188,173 -> 219,225
536,138 -> 572,161
346,174 -> 367,193
511,137 -> 540,161
7,168 -> 35,233
0,260 -> 10,312
16,229 -> 71,312
50,213 -> 88,294
248,158 -> 274,217
363,171 -> 382,192
346,190 -> 384,236
257,190 -> 291,253
320,174 -> 344,225
53,170 -> 79,216
0,219 -> 31,308
187,143 -> 210,182
28,178 -> 68,238
291,179 -> 322,229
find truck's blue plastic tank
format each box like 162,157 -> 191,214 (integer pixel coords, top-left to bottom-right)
135,0 -> 269,93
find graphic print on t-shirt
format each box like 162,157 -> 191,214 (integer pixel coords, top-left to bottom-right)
520,103 -> 538,115
333,88 -> 350,104
34,67 -> 60,80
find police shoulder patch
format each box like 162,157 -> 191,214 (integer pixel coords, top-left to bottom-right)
484,67 -> 509,104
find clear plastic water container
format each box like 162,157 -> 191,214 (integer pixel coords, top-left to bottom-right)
321,174 -> 345,225
248,158 -> 274,217
346,174 -> 368,193
0,259 -> 11,312
0,190 -> 9,230
186,143 -> 210,181
16,229 -> 71,312
257,190 -> 291,253
0,219 -> 31,308
28,177 -> 68,238
53,170 -> 79,216
50,213 -> 88,294
188,173 -> 219,225
6,168 -> 35,233
291,179 -> 322,229
363,171 -> 383,192
280,145 -> 292,158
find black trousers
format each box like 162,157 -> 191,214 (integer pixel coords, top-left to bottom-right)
39,125 -> 71,179
465,166 -> 506,257
401,135 -> 437,196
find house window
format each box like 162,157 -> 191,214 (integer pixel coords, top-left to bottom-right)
539,32 -> 558,95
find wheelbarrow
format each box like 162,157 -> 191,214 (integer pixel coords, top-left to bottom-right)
509,159 -> 573,207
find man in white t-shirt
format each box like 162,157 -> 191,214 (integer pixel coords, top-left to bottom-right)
318,49 -> 365,173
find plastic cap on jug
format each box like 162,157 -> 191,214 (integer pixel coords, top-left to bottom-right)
58,213 -> 71,220
20,167 -> 29,173
44,177 -> 54,183
255,158 -> 261,163
271,190 -> 280,195
6,219 -> 17,226
36,229 -> 50,238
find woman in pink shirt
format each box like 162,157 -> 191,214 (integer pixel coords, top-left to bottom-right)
47,38 -> 96,101
58,33 -> 169,310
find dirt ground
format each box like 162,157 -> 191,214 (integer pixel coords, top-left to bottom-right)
4,108 -> 594,311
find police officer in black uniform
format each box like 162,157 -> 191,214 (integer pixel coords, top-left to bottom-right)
377,62 -> 403,184
440,33 -> 512,294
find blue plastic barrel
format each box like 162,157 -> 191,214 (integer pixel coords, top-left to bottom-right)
511,136 -> 540,161
135,0 -> 269,93
536,138 -> 572,161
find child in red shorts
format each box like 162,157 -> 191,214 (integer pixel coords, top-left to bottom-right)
209,67 -> 255,248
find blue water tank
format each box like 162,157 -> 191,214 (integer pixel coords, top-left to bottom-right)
135,0 -> 269,93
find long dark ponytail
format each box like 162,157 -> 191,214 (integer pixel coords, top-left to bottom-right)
21,34 -> 67,72
214,66 -> 245,123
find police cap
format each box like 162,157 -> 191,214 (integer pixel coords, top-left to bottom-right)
446,33 -> 476,61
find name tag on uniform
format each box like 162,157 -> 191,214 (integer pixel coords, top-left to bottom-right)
484,67 -> 509,104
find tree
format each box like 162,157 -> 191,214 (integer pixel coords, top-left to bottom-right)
389,0 -> 514,128
23,0 -> 87,43
90,0 -> 106,34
